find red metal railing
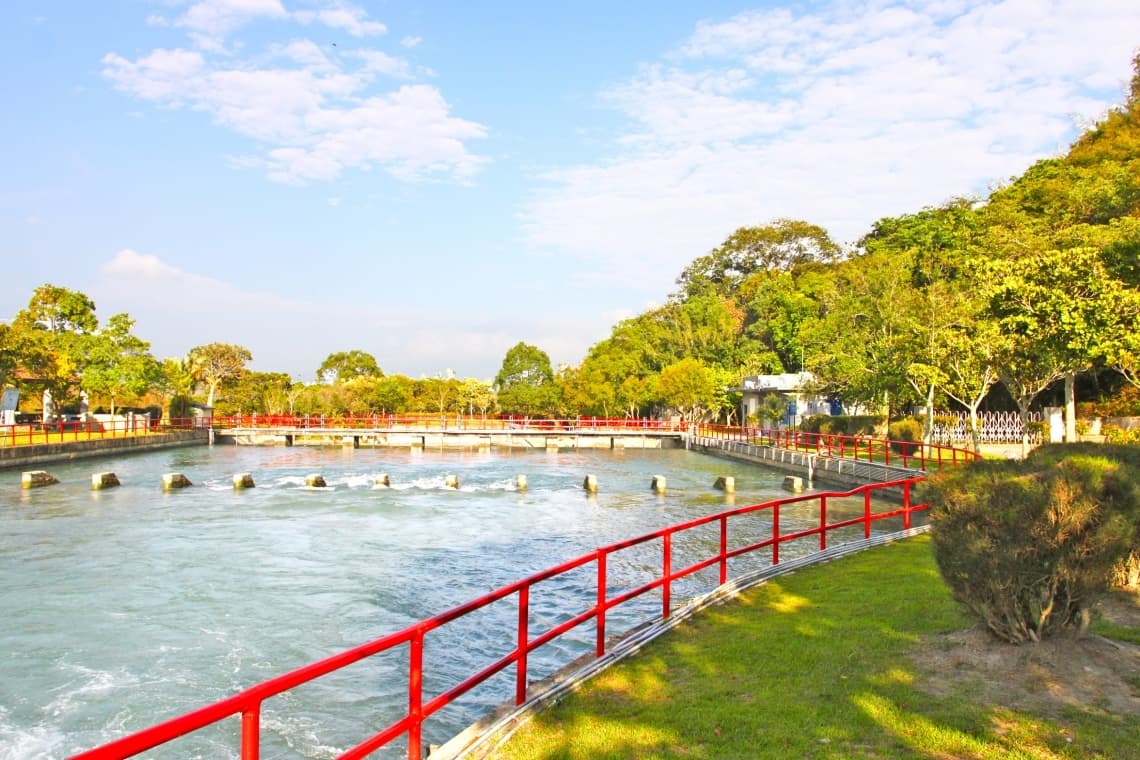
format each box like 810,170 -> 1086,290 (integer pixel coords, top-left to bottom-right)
74,476 -> 932,760
216,414 -> 686,432
694,424 -> 981,469
0,416 -> 207,448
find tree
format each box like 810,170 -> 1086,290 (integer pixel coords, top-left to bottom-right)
10,284 -> 100,405
420,375 -> 461,415
494,342 -> 559,416
675,219 -> 841,300
372,375 -> 414,414
460,377 -> 496,417
317,350 -> 382,384
155,358 -> 196,421
802,250 -> 920,418
80,313 -> 161,415
218,371 -> 292,415
0,323 -> 18,391
187,343 -> 252,408
657,358 -> 717,423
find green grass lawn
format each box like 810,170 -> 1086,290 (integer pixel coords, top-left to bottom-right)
491,536 -> 1139,759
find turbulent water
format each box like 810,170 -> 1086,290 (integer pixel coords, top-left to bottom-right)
0,445 -> 882,759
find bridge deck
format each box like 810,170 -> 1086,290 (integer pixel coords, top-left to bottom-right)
213,425 -> 686,449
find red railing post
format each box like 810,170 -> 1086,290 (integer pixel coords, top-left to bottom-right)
240,705 -> 260,760
662,533 -> 672,619
772,504 -> 780,565
516,586 -> 529,705
719,516 -> 728,584
902,481 -> 912,530
407,630 -> 424,760
819,496 -> 828,551
863,488 -> 872,539
595,551 -> 607,657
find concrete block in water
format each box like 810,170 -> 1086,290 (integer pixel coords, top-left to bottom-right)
782,475 -> 805,493
91,472 -> 120,490
305,474 -> 327,488
233,473 -> 255,489
21,470 -> 59,489
651,475 -> 667,494
444,474 -> 459,489
162,473 -> 192,490
583,474 -> 598,493
714,476 -> 735,493
374,474 -> 390,488
516,474 -> 528,491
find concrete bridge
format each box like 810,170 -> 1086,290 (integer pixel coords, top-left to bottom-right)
213,422 -> 686,450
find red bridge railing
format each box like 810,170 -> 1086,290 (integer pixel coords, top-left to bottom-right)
75,476 -> 934,760
216,414 -> 686,432
0,416 -> 207,448
694,424 -> 981,469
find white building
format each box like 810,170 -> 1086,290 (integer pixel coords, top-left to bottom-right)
735,372 -> 836,428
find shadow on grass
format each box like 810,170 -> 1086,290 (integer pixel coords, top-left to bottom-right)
492,536 -> 1139,759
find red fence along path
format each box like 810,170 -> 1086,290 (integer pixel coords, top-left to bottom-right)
694,423 -> 980,470
75,474 -> 931,760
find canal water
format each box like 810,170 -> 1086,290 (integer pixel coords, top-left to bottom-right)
0,445 -> 885,759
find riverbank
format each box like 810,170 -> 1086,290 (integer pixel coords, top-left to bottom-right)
0,429 -> 209,471
485,535 -> 1140,759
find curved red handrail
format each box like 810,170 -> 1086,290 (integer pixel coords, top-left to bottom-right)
73,470 -> 934,760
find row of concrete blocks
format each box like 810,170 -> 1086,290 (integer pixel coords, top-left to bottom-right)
21,470 -> 196,490
20,469 -> 759,494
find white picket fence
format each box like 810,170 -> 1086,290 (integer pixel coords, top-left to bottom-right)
930,410 -> 1042,444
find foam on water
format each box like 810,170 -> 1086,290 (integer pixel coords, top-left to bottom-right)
0,706 -> 62,760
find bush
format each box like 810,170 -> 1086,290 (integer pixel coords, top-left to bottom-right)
800,414 -> 828,434
818,417 -> 845,435
1024,419 -> 1048,443
1103,423 -> 1140,445
888,418 -> 923,454
924,452 -> 1140,643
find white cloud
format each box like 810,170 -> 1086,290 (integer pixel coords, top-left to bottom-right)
522,0 -> 1140,290
354,50 -> 415,79
176,0 -> 288,50
401,35 -> 422,49
294,4 -> 386,37
102,9 -> 485,185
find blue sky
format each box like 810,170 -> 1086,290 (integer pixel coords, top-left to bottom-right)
2,1 -> 1138,383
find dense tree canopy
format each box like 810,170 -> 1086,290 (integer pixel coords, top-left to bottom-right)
494,342 -> 559,415
317,350 -> 383,384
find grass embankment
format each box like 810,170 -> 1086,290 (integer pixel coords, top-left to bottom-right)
493,536 -> 1139,759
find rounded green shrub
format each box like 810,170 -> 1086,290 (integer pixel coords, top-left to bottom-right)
888,418 -> 923,454
924,452 -> 1140,643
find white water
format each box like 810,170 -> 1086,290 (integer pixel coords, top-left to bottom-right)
0,446 -> 885,758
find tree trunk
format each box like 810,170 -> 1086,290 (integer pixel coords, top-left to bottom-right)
923,382 -> 935,444
968,403 -> 983,453
1017,399 -> 1031,459
1064,372 -> 1077,442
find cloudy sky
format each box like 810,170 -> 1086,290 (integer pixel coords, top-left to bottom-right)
2,1 -> 1137,382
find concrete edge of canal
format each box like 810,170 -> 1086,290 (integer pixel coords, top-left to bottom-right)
0,430 -> 210,471
434,525 -> 931,760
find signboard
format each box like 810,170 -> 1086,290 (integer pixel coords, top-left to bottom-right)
0,388 -> 16,427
